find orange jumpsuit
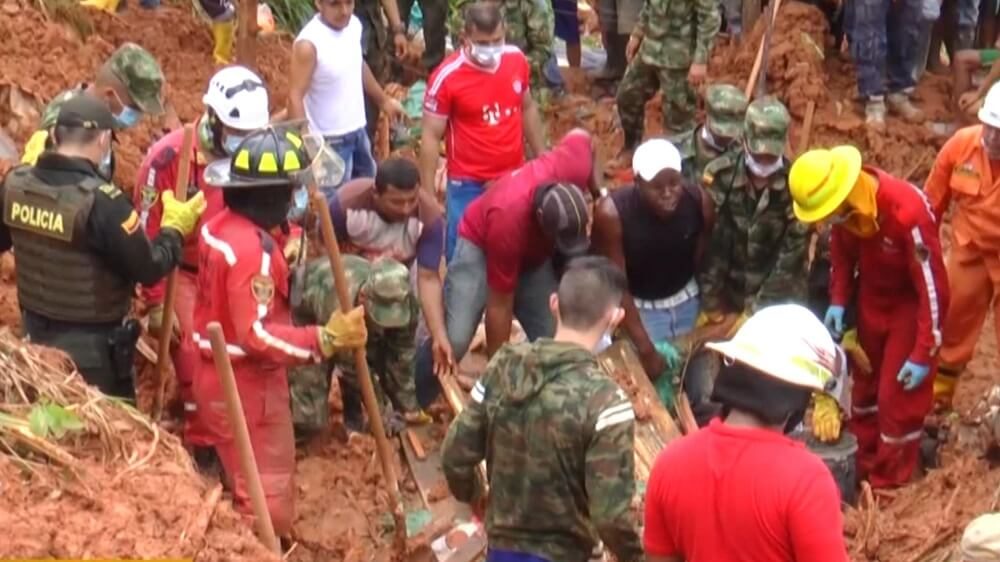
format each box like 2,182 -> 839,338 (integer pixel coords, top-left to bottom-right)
925,125 -> 1000,376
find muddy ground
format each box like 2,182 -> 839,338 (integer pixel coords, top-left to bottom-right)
0,0 -> 995,560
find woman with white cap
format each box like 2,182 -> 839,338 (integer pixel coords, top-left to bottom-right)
643,304 -> 848,562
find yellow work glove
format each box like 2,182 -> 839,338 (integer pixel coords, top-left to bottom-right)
283,234 -> 306,264
811,393 -> 842,443
160,191 -> 207,238
696,310 -> 725,328
841,328 -> 872,376
317,306 -> 368,357
80,0 -> 121,12
21,130 -> 48,165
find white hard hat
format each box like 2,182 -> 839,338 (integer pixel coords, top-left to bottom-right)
202,65 -> 270,130
979,82 -> 1000,128
962,513 -> 1000,561
705,304 -> 836,392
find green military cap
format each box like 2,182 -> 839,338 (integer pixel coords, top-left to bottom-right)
107,43 -> 165,115
744,97 -> 790,157
706,84 -> 749,140
362,257 -> 412,328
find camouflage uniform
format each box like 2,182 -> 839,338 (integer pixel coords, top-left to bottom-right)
356,0 -> 391,139
698,98 -> 808,315
441,340 -> 643,562
614,0 -> 720,150
675,84 -> 747,186
22,43 -> 165,165
288,255 -> 420,435
449,0 -> 554,94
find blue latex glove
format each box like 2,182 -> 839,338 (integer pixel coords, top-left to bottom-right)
824,305 -> 845,339
896,361 -> 930,391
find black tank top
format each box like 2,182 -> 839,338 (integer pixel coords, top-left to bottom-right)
611,184 -> 704,300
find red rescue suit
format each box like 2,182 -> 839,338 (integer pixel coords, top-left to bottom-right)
134,125 -> 226,447
832,168 -> 949,488
192,209 -> 322,535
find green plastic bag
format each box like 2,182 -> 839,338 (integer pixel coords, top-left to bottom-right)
653,341 -> 684,414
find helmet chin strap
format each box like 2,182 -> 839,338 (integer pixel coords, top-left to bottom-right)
197,111 -> 228,158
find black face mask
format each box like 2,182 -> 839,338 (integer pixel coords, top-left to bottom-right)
223,185 -> 293,230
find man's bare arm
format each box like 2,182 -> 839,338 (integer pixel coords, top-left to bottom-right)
420,113 -> 448,197
288,40 -> 317,122
521,91 -> 546,157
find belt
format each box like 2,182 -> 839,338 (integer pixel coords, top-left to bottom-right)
634,278 -> 698,310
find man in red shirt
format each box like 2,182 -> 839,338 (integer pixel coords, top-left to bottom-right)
643,304 -> 849,562
192,127 -> 367,536
415,129 -> 596,398
134,65 -> 270,450
789,146 -> 949,488
420,1 -> 546,262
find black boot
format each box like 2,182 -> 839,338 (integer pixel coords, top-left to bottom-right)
591,33 -> 628,81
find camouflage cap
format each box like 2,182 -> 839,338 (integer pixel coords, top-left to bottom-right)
362,257 -> 412,328
744,97 -> 790,157
706,84 -> 749,140
106,43 -> 165,115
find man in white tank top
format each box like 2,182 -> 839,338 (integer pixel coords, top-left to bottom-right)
289,0 -> 405,199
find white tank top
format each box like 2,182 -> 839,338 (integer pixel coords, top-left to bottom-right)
295,15 -> 367,137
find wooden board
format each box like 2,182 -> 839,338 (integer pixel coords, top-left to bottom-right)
597,341 -> 681,482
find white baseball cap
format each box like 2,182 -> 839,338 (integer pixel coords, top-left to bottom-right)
632,138 -> 682,182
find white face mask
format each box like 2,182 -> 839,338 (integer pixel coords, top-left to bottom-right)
745,149 -> 784,178
469,42 -> 504,68
701,126 -> 729,151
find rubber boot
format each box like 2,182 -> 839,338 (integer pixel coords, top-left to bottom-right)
80,0 -> 121,13
865,96 -> 887,129
887,91 -> 925,123
211,19 -> 235,65
591,33 -> 627,81
342,384 -> 366,434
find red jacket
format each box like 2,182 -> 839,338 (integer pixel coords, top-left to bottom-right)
134,125 -> 226,304
192,210 -> 321,432
830,167 -> 949,365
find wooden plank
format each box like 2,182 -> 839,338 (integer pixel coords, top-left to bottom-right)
407,429 -> 427,461
236,0 -> 259,68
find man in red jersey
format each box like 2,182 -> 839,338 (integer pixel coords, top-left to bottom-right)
134,65 -> 270,452
191,127 -> 367,536
419,1 -> 546,262
643,304 -> 849,562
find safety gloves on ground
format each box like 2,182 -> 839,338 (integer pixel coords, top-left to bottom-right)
840,328 -> 872,375
318,306 -> 367,357
160,191 -> 207,238
897,360 -> 930,391
811,392 -> 842,443
824,305 -> 845,339
147,303 -> 181,344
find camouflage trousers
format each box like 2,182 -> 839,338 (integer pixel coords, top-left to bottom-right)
288,255 -> 420,435
615,60 -> 696,149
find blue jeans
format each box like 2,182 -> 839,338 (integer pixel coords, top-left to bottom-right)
323,127 -> 376,200
445,178 -> 486,263
415,237 -> 557,407
637,295 -> 700,342
848,0 -> 923,97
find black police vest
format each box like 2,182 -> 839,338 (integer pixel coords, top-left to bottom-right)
3,166 -> 131,323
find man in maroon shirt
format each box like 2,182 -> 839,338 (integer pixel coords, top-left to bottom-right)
416,129 -> 597,397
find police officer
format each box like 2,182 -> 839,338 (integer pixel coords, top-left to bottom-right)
0,94 -> 207,399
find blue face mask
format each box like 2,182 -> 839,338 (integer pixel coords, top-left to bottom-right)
114,105 -> 141,129
98,149 -> 113,179
287,187 -> 309,221
223,133 -> 246,156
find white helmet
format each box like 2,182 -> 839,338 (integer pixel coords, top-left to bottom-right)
705,304 -> 837,392
202,65 -> 269,131
979,82 -> 1000,128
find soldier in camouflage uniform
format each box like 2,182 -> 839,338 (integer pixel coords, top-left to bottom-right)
22,43 -> 166,166
442,256 -> 643,562
449,0 -> 554,96
289,254 -> 421,437
698,97 -> 809,320
614,0 -> 720,155
675,83 -> 748,186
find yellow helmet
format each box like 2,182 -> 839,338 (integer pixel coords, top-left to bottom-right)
788,146 -> 863,223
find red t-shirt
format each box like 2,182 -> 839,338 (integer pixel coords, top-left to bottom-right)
457,131 -> 594,293
423,47 -> 530,182
643,419 -> 849,562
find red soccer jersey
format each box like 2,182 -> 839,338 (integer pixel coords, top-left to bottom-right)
134,125 -> 226,304
423,47 -> 530,182
643,419 -> 849,562
457,131 -> 594,293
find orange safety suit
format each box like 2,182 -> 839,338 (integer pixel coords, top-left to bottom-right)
925,125 -> 1000,376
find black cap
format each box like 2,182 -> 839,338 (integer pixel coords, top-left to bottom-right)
55,94 -> 115,131
538,183 -> 589,256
